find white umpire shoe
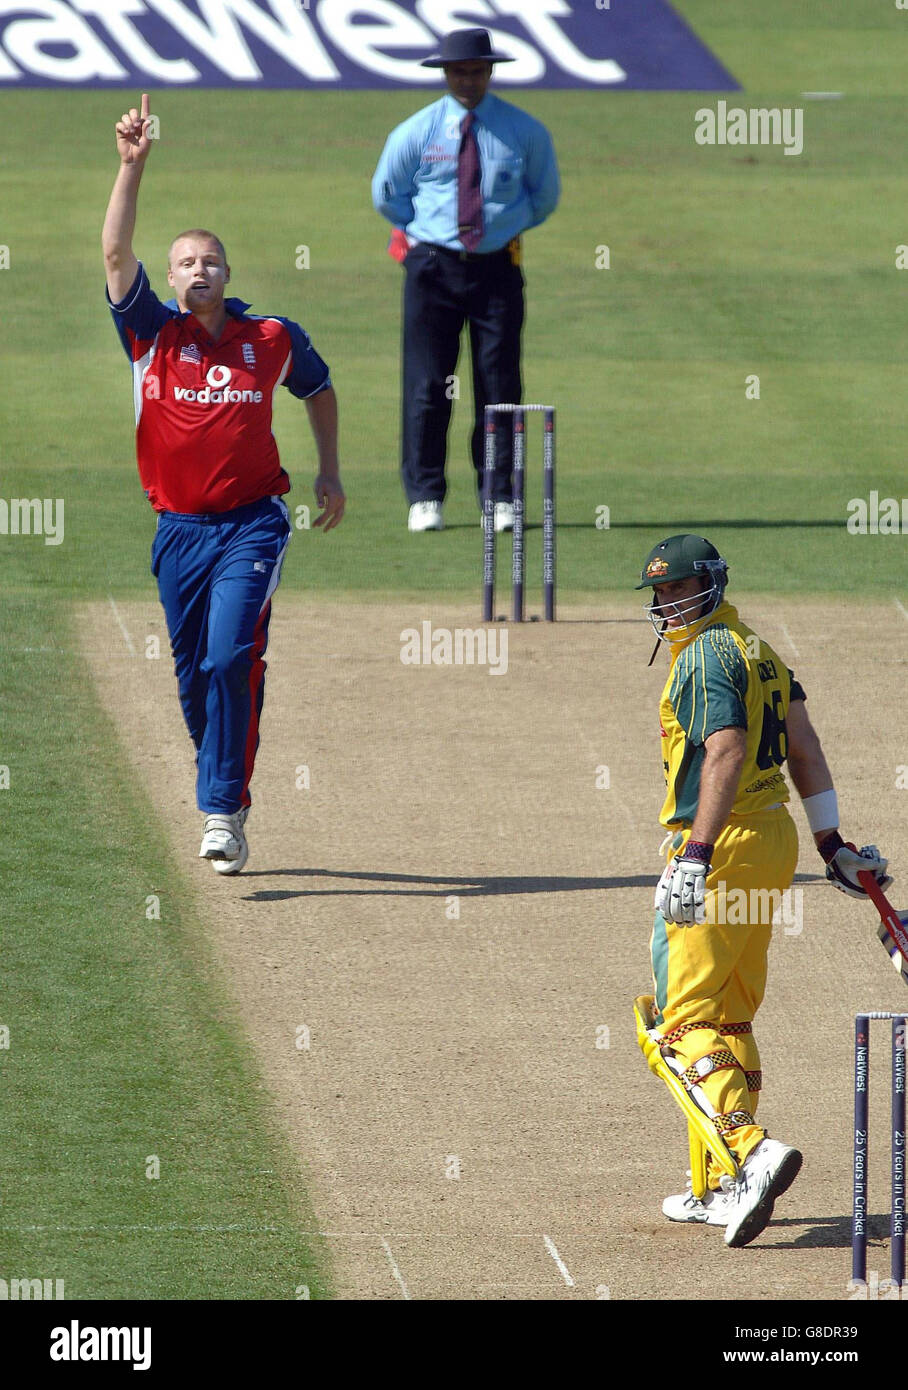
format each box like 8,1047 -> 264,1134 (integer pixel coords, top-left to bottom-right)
493,501 -> 515,532
199,808 -> 249,875
478,502 -> 516,532
663,1172 -> 735,1227
408,501 -> 444,532
724,1137 -> 802,1248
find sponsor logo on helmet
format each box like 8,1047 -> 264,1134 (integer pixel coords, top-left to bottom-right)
645,557 -> 669,578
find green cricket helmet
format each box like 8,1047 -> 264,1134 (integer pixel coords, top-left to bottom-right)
635,534 -> 729,643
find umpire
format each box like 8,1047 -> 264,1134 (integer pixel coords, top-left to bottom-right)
372,27 -> 560,533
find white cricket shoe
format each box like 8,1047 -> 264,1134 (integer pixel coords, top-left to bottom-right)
493,502 -> 515,532
408,501 -> 444,532
724,1137 -> 802,1248
663,1173 -> 735,1227
199,808 -> 249,875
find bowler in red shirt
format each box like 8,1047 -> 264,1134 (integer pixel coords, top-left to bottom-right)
102,94 -> 345,874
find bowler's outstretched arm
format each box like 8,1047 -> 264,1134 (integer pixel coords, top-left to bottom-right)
102,92 -> 154,303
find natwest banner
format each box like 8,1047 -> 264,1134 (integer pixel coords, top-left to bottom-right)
0,0 -> 740,89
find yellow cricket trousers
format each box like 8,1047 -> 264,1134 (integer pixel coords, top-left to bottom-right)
650,806 -> 799,1181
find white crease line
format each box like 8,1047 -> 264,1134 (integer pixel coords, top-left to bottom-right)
380,1237 -> 411,1300
542,1234 -> 574,1288
780,622 -> 800,660
895,599 -> 908,625
108,594 -> 137,656
571,718 -> 644,845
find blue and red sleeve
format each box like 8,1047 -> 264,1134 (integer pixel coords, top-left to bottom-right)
106,262 -> 174,363
274,317 -> 332,400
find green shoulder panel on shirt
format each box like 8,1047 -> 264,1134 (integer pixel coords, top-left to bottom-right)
669,624 -> 749,746
787,665 -> 807,702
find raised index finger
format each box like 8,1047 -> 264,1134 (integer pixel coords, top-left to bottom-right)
140,92 -> 149,121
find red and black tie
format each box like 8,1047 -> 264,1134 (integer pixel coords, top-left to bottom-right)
457,112 -> 483,252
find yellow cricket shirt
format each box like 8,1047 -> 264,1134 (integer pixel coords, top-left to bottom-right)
658,601 -> 806,828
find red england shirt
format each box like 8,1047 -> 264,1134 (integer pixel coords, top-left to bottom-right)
108,263 -> 331,514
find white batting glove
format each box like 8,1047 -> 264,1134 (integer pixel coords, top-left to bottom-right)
826,843 -> 892,899
655,855 -> 710,925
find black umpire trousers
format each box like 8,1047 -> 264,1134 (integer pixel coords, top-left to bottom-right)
401,241 -> 524,505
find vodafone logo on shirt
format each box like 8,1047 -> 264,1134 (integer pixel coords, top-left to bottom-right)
173,365 -> 263,405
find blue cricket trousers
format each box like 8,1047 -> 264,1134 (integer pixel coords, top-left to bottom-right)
151,495 -> 291,814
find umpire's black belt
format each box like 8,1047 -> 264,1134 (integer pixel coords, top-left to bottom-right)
427,243 -> 512,264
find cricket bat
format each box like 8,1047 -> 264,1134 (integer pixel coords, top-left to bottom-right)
858,869 -> 908,987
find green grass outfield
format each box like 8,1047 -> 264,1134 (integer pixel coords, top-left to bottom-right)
0,0 -> 906,1299
1,0 -> 907,603
0,598 -> 332,1298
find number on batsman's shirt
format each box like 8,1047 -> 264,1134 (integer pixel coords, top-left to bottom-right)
108,263 -> 331,514
658,601 -> 807,827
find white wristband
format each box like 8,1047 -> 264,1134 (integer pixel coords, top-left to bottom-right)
802,789 -> 839,834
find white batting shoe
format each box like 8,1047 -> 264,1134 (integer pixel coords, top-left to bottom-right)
724,1138 -> 802,1248
663,1173 -> 734,1227
408,501 -> 443,532
199,809 -> 249,875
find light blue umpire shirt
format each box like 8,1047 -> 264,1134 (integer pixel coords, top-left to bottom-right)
372,91 -> 560,254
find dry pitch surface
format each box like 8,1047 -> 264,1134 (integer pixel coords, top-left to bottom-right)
77,596 -> 908,1301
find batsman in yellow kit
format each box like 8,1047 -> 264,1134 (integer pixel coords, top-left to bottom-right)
633,535 -> 891,1248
